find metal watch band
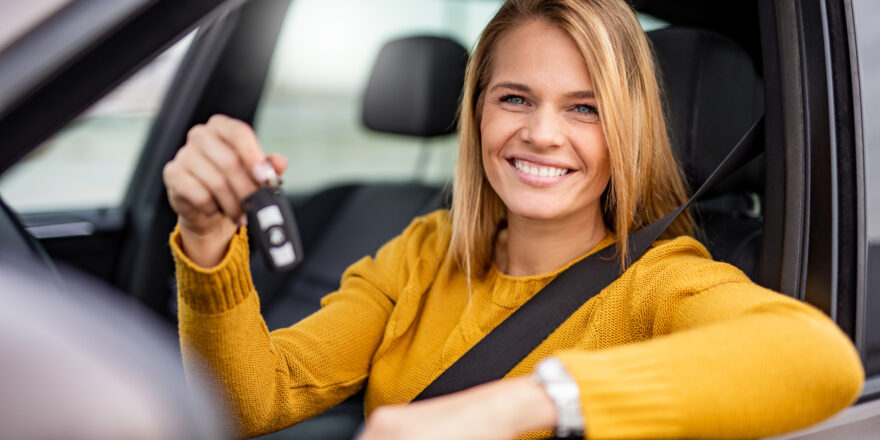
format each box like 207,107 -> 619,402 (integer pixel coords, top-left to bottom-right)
533,357 -> 585,438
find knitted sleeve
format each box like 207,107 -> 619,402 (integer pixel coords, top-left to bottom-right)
554,236 -> 864,439
173,213 -> 445,437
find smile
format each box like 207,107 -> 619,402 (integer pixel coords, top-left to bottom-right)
508,158 -> 575,186
513,159 -> 570,177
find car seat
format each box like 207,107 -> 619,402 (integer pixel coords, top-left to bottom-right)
648,27 -> 765,279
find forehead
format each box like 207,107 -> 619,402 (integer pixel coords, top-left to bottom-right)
488,19 -> 593,91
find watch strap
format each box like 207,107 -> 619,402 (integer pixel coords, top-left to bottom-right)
534,357 -> 585,437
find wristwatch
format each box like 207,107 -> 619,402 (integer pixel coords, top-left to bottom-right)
533,357 -> 585,438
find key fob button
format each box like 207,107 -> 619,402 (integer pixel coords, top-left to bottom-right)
269,242 -> 296,266
256,205 -> 284,229
268,226 -> 287,246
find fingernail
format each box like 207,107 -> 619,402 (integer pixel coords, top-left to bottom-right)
251,162 -> 270,182
252,161 -> 279,186
237,215 -> 248,227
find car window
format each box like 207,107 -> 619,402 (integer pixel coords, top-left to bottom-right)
851,0 -> 880,377
0,32 -> 194,213
253,0 -> 668,196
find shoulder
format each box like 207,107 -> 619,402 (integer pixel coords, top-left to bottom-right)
341,209 -> 451,287
646,235 -> 712,260
385,209 -> 452,261
627,235 -> 751,292
405,209 -> 452,246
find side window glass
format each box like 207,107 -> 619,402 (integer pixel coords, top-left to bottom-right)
0,33 -> 194,213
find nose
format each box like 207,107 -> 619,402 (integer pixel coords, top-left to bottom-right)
520,107 -> 565,149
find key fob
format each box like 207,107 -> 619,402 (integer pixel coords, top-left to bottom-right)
242,164 -> 304,272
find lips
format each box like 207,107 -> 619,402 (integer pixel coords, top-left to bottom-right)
507,156 -> 576,186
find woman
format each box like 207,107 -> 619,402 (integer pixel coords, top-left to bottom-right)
163,0 -> 864,438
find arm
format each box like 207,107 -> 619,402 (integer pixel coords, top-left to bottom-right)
358,238 -> 864,440
357,377 -> 557,440
552,240 -> 865,439
164,114 -> 407,436
174,224 -> 402,437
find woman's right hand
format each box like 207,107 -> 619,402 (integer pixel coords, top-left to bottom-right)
163,114 -> 287,268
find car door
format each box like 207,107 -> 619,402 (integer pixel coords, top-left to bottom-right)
846,0 -> 880,404
761,0 -> 880,403
761,0 -> 880,437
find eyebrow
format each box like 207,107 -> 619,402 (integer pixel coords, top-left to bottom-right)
489,81 -> 595,99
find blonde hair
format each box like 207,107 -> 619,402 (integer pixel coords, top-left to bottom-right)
450,0 -> 694,277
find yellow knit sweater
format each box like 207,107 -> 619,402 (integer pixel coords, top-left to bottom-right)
174,210 -> 863,439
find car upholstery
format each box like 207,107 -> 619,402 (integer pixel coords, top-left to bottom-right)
650,27 -> 765,280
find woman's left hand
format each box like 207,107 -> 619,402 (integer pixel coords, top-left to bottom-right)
356,377 -> 557,440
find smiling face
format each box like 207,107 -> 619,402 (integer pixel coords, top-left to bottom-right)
480,19 -> 610,226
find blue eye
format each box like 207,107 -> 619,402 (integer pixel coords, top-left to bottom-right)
501,95 -> 526,105
574,104 -> 597,114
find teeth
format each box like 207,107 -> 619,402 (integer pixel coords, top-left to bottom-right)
514,160 -> 569,178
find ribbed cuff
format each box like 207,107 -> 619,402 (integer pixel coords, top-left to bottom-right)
170,225 -> 254,314
555,348 -> 683,439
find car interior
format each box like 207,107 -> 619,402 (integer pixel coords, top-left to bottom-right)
1,0 -> 877,439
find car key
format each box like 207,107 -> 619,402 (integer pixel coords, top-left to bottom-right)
242,161 -> 304,272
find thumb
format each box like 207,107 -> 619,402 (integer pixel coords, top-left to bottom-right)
267,153 -> 288,176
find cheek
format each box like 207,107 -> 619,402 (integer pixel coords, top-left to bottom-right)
577,128 -> 611,181
480,107 -> 522,162
479,111 -> 513,197
480,109 -> 508,169
480,109 -> 502,155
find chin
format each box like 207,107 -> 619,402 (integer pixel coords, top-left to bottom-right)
504,201 -> 570,222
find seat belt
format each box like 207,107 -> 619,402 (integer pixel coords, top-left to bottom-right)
414,115 -> 765,402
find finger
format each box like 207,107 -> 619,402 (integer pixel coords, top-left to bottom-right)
183,150 -> 245,220
164,161 -> 219,217
206,114 -> 266,176
267,153 -> 288,176
177,175 -> 220,218
194,128 -> 260,200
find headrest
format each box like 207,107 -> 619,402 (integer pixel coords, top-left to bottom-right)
647,27 -> 764,196
362,36 -> 468,137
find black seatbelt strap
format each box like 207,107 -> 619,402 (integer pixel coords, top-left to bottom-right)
414,116 -> 765,402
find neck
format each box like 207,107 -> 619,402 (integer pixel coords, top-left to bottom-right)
495,208 -> 609,277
